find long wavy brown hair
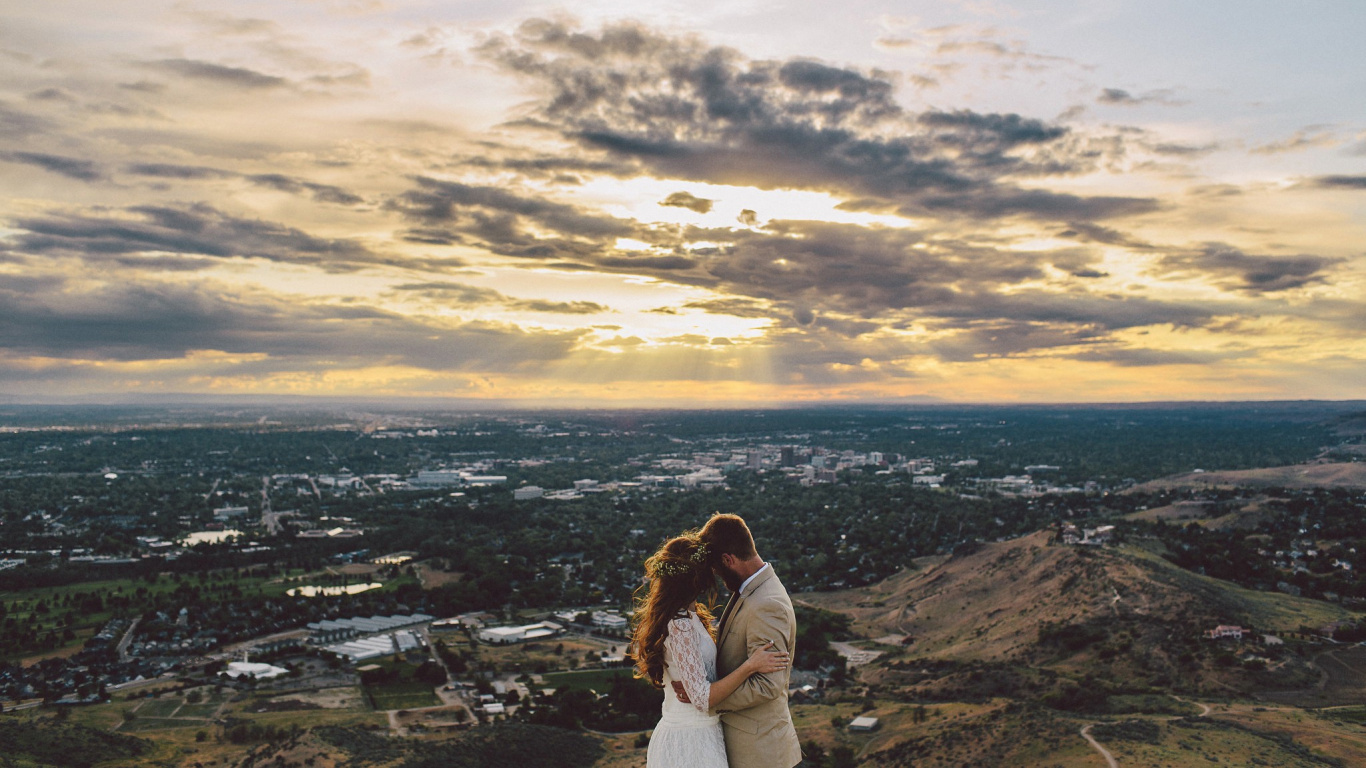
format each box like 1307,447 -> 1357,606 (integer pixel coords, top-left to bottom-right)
630,534 -> 718,687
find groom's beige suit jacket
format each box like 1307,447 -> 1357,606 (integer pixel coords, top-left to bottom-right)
712,565 -> 802,768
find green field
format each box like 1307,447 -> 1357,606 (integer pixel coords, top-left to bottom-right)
176,703 -> 223,718
365,681 -> 439,711
134,699 -> 184,718
540,669 -> 636,694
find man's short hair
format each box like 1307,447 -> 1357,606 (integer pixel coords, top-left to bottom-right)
699,513 -> 757,560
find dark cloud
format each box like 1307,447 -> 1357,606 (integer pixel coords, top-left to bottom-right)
930,321 -> 1105,361
0,101 -> 53,138
148,58 -> 288,89
659,191 -> 714,213
1157,243 -> 1343,293
597,254 -> 698,271
125,163 -> 232,179
737,209 -> 758,226
0,276 -> 582,370
2,203 -> 449,273
121,165 -> 364,204
1097,88 -> 1183,107
1310,175 -> 1366,190
390,281 -> 607,314
391,281 -> 505,305
1057,222 -> 1153,249
683,297 -> 771,318
246,174 -> 364,205
509,299 -> 607,314
0,151 -> 103,181
479,20 -> 1154,223
390,177 -> 632,248
27,87 -> 75,102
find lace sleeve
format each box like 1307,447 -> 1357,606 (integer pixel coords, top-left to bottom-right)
665,616 -> 711,714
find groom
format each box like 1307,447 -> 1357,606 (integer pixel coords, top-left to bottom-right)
675,513 -> 802,768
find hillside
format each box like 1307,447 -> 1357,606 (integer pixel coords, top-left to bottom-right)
1130,461 -> 1366,491
791,532 -> 1366,766
806,531 -> 1352,697
810,531 -> 1348,656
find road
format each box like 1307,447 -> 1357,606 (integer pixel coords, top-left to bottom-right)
116,617 -> 141,662
260,475 -> 283,535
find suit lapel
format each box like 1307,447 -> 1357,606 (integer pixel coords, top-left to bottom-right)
717,590 -> 742,647
718,566 -> 776,649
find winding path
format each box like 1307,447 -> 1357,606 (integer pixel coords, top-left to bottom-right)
1082,695 -> 1211,766
1079,723 -> 1119,768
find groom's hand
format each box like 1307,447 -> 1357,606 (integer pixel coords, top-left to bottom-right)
671,680 -> 691,704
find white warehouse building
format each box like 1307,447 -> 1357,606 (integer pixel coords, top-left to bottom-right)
477,622 -> 564,645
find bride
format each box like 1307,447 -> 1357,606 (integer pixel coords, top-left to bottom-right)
630,534 -> 789,768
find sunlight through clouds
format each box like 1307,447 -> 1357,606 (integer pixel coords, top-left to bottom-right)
0,1 -> 1364,403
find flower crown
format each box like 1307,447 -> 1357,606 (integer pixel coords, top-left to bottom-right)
650,541 -> 710,578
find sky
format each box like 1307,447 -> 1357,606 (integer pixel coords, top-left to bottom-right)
1,0 -> 1364,406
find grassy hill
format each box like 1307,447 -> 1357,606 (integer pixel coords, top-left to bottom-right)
805,530 -> 1358,708
792,531 -> 1366,766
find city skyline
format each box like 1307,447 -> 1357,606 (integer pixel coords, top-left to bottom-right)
2,0 -> 1364,405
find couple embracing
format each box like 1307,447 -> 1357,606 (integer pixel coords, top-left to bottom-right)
630,513 -> 803,768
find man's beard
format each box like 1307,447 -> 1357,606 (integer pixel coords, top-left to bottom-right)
717,563 -> 742,593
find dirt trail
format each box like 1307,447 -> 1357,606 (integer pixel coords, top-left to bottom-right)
1080,723 -> 1119,768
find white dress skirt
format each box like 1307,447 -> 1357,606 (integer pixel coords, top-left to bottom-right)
647,611 -> 728,768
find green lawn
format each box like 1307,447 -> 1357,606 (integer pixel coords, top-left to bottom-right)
135,699 -> 183,718
540,669 -> 636,694
121,717 -> 200,732
365,681 -> 439,711
176,703 -> 222,718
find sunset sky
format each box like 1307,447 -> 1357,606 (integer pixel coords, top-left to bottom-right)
2,0 -> 1364,405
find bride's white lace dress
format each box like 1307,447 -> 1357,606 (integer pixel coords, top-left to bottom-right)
647,611 -> 727,768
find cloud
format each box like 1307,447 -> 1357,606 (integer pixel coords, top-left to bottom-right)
1309,175 -> 1366,190
0,151 -> 103,181
479,20 -> 1154,223
1071,347 -> 1242,367
391,281 -> 505,305
147,58 -> 288,89
121,164 -> 364,204
659,191 -> 714,213
390,281 -> 607,314
0,101 -> 54,138
388,177 -> 634,259
246,174 -> 364,205
1097,88 -> 1184,107
124,163 -> 232,180
1251,127 -> 1338,155
2,203 -> 447,273
1057,222 -> 1153,249
737,209 -> 759,226
508,299 -> 607,314
0,276 -> 583,371
1156,243 -> 1343,294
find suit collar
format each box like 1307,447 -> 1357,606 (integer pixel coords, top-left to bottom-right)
740,562 -> 775,598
